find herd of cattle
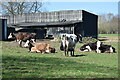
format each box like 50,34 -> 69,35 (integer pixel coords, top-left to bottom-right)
8,32 -> 116,56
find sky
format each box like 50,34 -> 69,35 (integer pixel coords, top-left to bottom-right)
44,2 -> 118,15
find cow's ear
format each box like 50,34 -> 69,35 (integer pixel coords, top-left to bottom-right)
66,36 -> 69,40
10,32 -> 14,35
62,35 -> 65,37
13,32 -> 15,35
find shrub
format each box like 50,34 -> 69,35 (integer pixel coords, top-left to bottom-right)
81,37 -> 98,43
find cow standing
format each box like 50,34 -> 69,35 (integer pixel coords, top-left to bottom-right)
8,32 -> 36,47
60,34 -> 79,56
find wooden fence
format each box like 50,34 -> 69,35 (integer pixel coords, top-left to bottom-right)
0,10 -> 82,24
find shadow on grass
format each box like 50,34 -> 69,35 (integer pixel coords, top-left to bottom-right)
2,54 -> 118,78
73,54 -> 86,57
98,39 -> 108,41
98,37 -> 107,38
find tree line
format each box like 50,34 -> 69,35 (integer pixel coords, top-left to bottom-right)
98,13 -> 118,34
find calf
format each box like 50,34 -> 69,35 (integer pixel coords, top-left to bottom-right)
28,41 -> 55,54
8,32 -> 36,47
60,34 -> 79,56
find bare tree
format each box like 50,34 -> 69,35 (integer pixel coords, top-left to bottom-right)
0,1 -> 45,16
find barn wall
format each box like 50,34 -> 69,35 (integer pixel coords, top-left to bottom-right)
0,10 -> 82,24
0,19 -> 7,41
0,19 -> 2,40
82,10 -> 98,38
15,28 -> 46,39
7,27 -> 15,36
74,23 -> 84,36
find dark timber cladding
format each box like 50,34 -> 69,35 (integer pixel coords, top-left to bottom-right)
0,19 -> 7,41
1,10 -> 98,39
82,10 -> 98,38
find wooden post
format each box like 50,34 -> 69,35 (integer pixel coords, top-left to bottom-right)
73,25 -> 74,34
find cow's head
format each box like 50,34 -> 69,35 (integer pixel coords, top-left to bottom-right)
69,35 -> 78,43
77,34 -> 82,43
8,33 -> 16,39
31,39 -> 36,44
60,34 -> 66,50
50,47 -> 56,53
24,39 -> 35,48
80,44 -> 89,52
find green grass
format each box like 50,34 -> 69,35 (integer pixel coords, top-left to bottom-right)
1,34 -> 118,78
99,34 -> 118,37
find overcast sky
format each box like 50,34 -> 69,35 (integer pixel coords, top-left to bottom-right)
45,2 -> 118,15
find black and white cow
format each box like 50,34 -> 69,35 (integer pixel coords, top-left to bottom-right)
98,44 -> 116,53
8,32 -> 36,47
96,41 -> 116,53
80,41 -> 116,53
60,34 -> 80,56
80,42 -> 97,52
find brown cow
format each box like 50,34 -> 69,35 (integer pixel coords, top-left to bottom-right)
28,41 -> 55,54
8,32 -> 36,47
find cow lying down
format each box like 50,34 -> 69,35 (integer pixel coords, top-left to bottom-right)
28,41 -> 55,54
98,44 -> 116,53
80,41 -> 116,53
80,42 -> 97,52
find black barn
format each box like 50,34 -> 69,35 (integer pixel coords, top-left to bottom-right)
0,19 -> 7,41
1,10 -> 98,39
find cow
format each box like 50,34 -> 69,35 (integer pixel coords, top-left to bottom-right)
60,33 -> 80,56
28,41 -> 56,54
8,32 -> 36,47
98,44 -> 116,53
80,42 -> 97,52
80,41 -> 116,53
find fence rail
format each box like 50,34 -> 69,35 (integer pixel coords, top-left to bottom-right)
0,10 -> 82,24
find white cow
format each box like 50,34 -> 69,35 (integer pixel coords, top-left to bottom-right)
60,33 -> 79,56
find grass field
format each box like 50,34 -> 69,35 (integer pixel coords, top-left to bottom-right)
1,34 -> 118,78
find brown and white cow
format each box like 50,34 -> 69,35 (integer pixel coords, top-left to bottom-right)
8,32 -> 36,47
28,41 -> 55,54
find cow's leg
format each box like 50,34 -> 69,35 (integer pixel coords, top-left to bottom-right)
64,50 -> 66,56
15,39 -> 17,42
96,48 -> 101,53
64,48 -> 67,56
64,46 -> 67,56
24,40 -> 30,48
72,49 -> 74,56
67,50 -> 69,56
70,51 -> 72,56
18,40 -> 22,47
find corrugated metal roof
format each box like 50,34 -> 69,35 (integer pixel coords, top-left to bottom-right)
11,20 -> 82,28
